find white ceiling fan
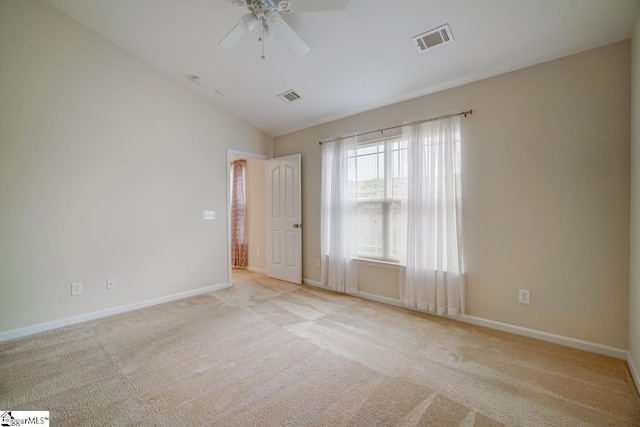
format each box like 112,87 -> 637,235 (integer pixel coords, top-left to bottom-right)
219,0 -> 349,58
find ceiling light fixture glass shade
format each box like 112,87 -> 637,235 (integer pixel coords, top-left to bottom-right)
239,13 -> 258,31
263,23 -> 276,41
264,10 -> 282,26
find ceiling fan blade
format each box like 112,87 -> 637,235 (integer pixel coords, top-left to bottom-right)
219,23 -> 247,48
290,0 -> 349,12
275,20 -> 310,55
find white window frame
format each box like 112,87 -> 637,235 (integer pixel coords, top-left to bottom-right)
349,136 -> 406,263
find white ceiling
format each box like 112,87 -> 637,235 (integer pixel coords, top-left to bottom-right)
45,0 -> 639,137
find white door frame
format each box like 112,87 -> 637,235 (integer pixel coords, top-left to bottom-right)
226,149 -> 270,287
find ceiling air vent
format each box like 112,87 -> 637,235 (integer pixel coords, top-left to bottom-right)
412,24 -> 454,53
278,90 -> 302,103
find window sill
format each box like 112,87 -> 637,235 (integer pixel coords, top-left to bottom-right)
355,258 -> 403,270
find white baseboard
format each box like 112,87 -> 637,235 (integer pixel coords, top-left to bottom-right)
345,290 -> 628,360
0,282 -> 230,343
351,291 -> 405,307
627,352 -> 640,395
303,278 -> 323,288
460,315 -> 627,360
247,266 -> 267,274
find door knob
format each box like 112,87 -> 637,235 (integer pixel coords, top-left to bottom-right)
293,223 -> 302,228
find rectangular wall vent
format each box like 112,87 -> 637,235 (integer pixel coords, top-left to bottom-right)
412,24 -> 454,53
278,90 -> 302,103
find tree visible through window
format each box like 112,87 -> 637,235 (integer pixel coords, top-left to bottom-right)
348,137 -> 407,262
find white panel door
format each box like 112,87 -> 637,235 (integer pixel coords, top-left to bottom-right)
266,154 -> 301,284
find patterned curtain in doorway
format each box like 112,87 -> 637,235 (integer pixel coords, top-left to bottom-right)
231,159 -> 248,267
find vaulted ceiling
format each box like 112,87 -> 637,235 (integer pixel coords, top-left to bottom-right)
45,0 -> 639,136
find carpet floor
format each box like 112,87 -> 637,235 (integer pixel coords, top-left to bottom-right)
1,269 -> 639,426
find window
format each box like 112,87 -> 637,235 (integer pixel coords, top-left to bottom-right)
348,137 -> 407,262
321,116 -> 464,313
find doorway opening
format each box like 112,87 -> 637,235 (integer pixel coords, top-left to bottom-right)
227,150 -> 268,288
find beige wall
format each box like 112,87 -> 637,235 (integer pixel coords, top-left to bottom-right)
630,12 -> 640,372
0,0 -> 272,333
357,262 -> 400,300
275,41 -> 631,349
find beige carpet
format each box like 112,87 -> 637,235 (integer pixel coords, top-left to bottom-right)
1,269 -> 639,426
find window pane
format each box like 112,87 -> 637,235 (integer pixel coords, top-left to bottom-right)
356,143 -> 385,200
390,144 -> 407,200
357,201 -> 384,259
389,200 -> 402,261
352,137 -> 405,262
356,149 -> 384,200
355,144 -> 378,156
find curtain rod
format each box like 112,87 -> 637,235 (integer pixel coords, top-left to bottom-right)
318,109 -> 473,145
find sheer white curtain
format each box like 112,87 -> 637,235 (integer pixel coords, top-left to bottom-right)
320,136 -> 358,293
399,116 -> 465,315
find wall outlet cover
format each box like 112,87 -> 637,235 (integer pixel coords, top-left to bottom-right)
71,282 -> 83,296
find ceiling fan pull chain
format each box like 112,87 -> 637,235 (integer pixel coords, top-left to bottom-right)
259,16 -> 266,59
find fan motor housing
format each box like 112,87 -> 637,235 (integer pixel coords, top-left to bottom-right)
244,0 -> 290,14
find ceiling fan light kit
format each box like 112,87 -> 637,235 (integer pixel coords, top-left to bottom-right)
239,13 -> 258,32
220,0 -> 349,59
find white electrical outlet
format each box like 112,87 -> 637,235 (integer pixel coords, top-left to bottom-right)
107,277 -> 116,289
315,258 -> 321,268
518,289 -> 530,305
203,211 -> 215,220
256,249 -> 260,257
71,282 -> 83,296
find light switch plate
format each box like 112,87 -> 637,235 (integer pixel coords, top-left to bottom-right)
204,211 -> 215,220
